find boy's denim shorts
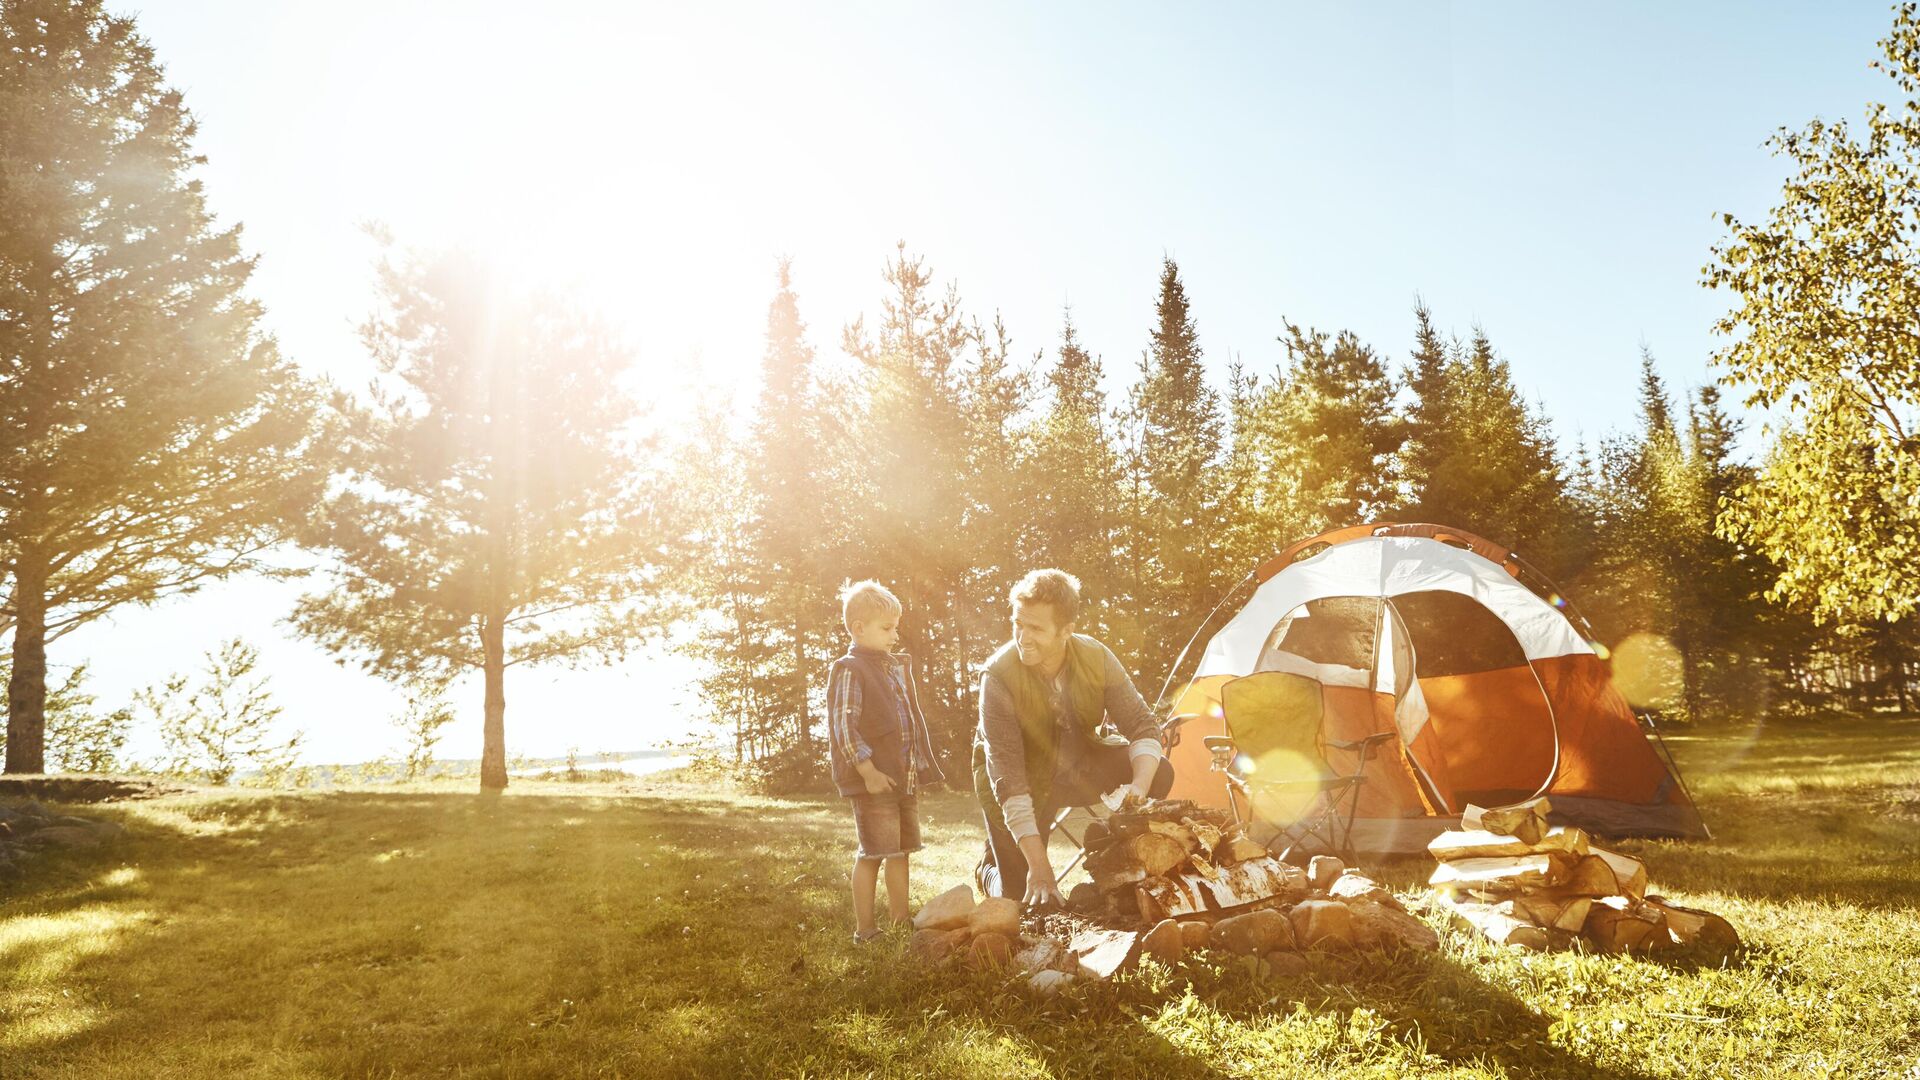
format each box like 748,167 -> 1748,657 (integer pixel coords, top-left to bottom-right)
850,790 -> 921,860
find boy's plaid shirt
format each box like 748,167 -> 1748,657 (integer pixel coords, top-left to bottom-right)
827,646 -> 942,793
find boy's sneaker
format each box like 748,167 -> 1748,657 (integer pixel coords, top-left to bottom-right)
853,927 -> 885,944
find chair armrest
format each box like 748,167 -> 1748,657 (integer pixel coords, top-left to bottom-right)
1326,732 -> 1396,757
1159,713 -> 1204,748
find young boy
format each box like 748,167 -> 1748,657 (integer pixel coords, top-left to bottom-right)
827,580 -> 944,943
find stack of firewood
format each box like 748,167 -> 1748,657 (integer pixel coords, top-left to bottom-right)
1428,797 -> 1737,956
1075,797 -> 1307,922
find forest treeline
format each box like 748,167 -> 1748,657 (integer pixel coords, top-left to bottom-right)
4,0 -> 1918,790
670,248 -> 1914,789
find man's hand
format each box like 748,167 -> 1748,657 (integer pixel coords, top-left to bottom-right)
856,760 -> 896,795
1023,868 -> 1064,908
1016,831 -> 1062,908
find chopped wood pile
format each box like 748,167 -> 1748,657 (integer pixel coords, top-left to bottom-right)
1428,797 -> 1738,957
908,796 -> 1438,993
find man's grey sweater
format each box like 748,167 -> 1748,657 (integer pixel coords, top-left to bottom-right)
976,638 -> 1164,839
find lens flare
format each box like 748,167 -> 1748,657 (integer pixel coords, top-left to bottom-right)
1609,633 -> 1684,709
1243,749 -> 1321,825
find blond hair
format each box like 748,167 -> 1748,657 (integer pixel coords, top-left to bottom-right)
840,579 -> 902,634
1009,568 -> 1081,626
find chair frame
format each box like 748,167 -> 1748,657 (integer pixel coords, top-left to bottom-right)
1203,720 -> 1394,863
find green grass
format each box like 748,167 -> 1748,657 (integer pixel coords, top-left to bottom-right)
3,714 -> 1918,1079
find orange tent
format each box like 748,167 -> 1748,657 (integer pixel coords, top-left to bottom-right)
1163,523 -> 1706,852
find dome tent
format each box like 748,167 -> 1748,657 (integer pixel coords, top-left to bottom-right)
1162,523 -> 1707,854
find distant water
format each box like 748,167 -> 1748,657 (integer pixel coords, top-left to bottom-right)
508,749 -> 696,778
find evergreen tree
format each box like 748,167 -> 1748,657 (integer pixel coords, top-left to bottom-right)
1020,311 -> 1123,640
1391,314 -> 1583,576
738,259 -> 836,765
1125,258 -> 1226,690
839,244 -> 979,751
0,0 -> 325,772
290,250 -> 657,791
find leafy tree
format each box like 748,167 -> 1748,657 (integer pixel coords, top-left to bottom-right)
138,639 -> 301,785
391,679 -> 455,781
0,660 -> 129,773
0,0 -> 325,772
1705,2 -> 1920,624
291,249 -> 658,791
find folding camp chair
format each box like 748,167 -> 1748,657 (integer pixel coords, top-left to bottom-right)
1201,671 -> 1394,862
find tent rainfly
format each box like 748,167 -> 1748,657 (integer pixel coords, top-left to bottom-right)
1162,523 -> 1708,855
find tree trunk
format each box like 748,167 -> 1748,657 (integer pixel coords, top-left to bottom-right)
4,555 -> 49,774
791,618 -> 810,756
479,612 -> 508,791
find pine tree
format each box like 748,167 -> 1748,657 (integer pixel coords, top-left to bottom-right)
839,244 -> 979,752
1020,311 -> 1123,639
290,250 -> 657,791
1125,258 -> 1226,690
738,259 -> 836,765
0,0 -> 326,772
1391,314 -> 1583,576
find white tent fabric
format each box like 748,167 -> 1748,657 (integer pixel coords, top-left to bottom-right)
1193,536 -> 1591,744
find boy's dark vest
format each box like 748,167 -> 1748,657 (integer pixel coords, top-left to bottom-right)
971,634 -> 1108,828
831,650 -> 919,790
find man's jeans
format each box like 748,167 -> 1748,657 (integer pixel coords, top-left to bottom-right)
975,744 -> 1175,899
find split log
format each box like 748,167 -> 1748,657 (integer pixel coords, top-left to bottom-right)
1085,846 -> 1147,892
1147,819 -> 1201,853
1214,835 -> 1269,866
1550,854 -> 1623,898
1128,832 -> 1190,877
1427,825 -> 1589,862
1461,797 -> 1552,845
1581,896 -> 1667,954
1437,896 -> 1553,950
1136,856 -> 1309,920
1590,845 -> 1648,898
1501,894 -> 1593,934
1642,896 -> 1740,954
1428,853 -> 1571,894
1183,817 -> 1223,853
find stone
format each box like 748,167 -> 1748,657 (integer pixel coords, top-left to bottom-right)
909,928 -> 969,963
90,821 -> 127,841
23,826 -> 101,850
1308,855 -> 1345,893
1027,969 -> 1075,995
967,897 -> 1021,937
1344,899 -> 1440,952
1290,899 -> 1357,949
1066,882 -> 1106,915
913,885 -> 977,931
1261,950 -> 1311,977
1138,919 -> 1183,966
1177,919 -> 1212,952
1209,908 -> 1293,956
967,931 -> 1013,970
1013,937 -> 1071,975
1328,872 -> 1403,912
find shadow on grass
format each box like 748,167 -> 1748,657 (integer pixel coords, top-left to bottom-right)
0,779 -> 1870,1078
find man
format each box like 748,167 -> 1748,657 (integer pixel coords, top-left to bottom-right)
972,568 -> 1174,905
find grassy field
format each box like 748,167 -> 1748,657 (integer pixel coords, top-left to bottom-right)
2,713 -> 1917,1079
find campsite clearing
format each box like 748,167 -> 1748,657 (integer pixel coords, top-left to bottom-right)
2,711 -> 1917,1079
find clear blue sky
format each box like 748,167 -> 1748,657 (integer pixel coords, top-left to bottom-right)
68,1 -> 1898,765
